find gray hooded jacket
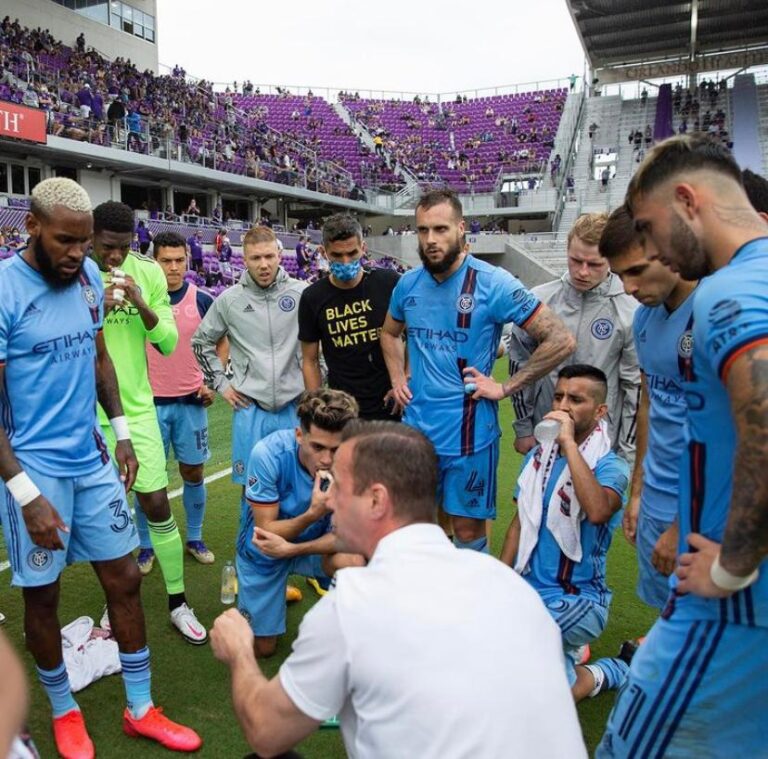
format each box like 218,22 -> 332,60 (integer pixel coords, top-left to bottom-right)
192,267 -> 308,411
505,271 -> 640,465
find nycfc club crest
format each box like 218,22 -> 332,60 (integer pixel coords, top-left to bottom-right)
234,461 -> 245,475
456,294 -> 475,313
677,330 -> 693,358
27,547 -> 52,571
278,295 -> 296,312
591,318 -> 614,340
81,285 -> 97,306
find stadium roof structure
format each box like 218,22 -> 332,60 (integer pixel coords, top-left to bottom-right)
566,0 -> 768,83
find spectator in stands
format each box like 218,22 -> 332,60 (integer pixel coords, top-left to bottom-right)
601,166 -> 610,190
588,122 -> 599,139
75,31 -> 84,52
136,220 -> 153,255
506,212 -> 639,466
76,83 -> 93,119
21,83 -> 38,109
186,198 -> 201,217
295,234 -> 309,268
640,87 -> 648,106
164,205 -> 179,222
219,232 -> 232,262
211,420 -> 586,758
187,230 -> 204,272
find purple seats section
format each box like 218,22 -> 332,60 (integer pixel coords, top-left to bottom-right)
231,94 -> 402,191
342,90 -> 566,192
653,83 -> 674,142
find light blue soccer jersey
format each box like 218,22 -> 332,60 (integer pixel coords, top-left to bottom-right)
515,447 -> 629,606
633,295 -> 694,521
668,237 -> 768,627
388,256 -> 541,456
238,429 -> 330,567
0,254 -> 108,476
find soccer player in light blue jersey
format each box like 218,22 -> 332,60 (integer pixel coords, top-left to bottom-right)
381,190 -> 575,553
0,179 -> 200,757
237,389 -> 363,658
599,136 -> 768,757
599,205 -> 697,610
502,365 -> 630,702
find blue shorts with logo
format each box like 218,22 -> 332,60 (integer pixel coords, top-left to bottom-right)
545,595 -> 609,687
636,510 -> 674,610
156,402 -> 211,467
437,440 -> 498,520
597,616 -> 768,758
0,460 -> 138,587
236,551 -> 327,637
231,400 -> 299,485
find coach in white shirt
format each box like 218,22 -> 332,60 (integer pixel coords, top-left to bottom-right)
211,421 -> 586,759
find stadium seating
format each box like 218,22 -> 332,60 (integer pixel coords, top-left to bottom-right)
342,90 -> 567,192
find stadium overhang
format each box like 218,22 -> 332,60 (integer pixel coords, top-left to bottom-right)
566,0 -> 768,85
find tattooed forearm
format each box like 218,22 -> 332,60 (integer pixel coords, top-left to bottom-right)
722,345 -> 768,575
503,305 -> 575,396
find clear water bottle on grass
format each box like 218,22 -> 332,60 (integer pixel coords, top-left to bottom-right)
221,560 -> 237,604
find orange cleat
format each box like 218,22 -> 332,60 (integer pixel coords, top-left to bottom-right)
52,709 -> 95,759
123,706 -> 202,752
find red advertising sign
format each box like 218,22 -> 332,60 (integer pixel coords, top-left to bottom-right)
0,102 -> 47,144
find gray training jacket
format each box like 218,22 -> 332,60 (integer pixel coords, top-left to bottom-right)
191,267 -> 308,411
505,271 -> 640,466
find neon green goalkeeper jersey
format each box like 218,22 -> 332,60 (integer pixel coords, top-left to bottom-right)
97,251 -> 178,422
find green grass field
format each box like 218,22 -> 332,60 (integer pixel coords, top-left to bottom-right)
0,362 -> 658,757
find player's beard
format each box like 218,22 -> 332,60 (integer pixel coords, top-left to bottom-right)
669,213 -> 710,281
418,236 -> 462,274
33,236 -> 81,289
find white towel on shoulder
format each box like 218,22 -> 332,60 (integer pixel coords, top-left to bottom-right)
514,419 -> 611,574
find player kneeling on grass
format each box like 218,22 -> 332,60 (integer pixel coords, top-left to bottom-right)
502,364 -> 632,701
237,389 -> 364,658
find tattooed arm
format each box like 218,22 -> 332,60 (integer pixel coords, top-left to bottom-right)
465,304 -> 575,402
720,343 -> 768,574
676,342 -> 768,596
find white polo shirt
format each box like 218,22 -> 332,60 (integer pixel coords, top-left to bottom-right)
279,523 -> 586,759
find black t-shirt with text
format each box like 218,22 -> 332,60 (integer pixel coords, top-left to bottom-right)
298,268 -> 400,418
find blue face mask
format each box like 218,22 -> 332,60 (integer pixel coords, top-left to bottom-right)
329,259 -> 362,282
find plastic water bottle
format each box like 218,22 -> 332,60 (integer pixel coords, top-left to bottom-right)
221,561 -> 237,604
534,418 -> 561,444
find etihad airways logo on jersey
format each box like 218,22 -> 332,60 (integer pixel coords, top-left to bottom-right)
33,329 -> 96,355
32,329 -> 97,364
407,327 -> 468,343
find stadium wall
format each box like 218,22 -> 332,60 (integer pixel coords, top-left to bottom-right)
5,0 -> 159,73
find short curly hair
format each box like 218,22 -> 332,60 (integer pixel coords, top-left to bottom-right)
297,389 -> 359,433
30,177 -> 91,218
152,231 -> 187,254
93,201 -> 134,234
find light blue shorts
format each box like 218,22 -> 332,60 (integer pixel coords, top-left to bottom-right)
636,510 -> 674,610
231,401 -> 299,485
544,595 -> 609,686
436,440 -> 499,520
597,616 -> 768,758
0,460 -> 138,587
235,551 -> 327,637
155,402 -> 211,467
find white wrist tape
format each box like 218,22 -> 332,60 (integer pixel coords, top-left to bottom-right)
710,553 -> 759,592
109,415 -> 131,441
6,471 -> 41,507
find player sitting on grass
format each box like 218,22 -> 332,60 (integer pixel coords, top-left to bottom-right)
236,389 -> 364,658
502,364 -> 632,701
